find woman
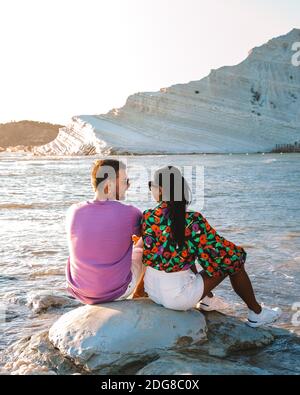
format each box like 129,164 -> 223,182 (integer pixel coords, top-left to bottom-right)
137,166 -> 281,328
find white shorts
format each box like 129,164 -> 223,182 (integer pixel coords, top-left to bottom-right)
144,266 -> 205,311
114,245 -> 145,301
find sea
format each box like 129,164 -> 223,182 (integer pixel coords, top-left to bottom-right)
0,152 -> 299,371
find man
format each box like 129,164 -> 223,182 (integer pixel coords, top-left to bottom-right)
65,159 -> 145,304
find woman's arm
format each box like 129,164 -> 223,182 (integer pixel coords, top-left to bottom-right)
191,212 -> 247,277
133,235 -> 144,248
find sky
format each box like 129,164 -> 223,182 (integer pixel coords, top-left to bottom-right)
0,0 -> 299,125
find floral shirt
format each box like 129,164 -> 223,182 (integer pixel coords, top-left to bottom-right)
141,201 -> 247,278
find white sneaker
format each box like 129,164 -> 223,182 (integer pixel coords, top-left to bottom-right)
196,295 -> 230,312
247,305 -> 282,328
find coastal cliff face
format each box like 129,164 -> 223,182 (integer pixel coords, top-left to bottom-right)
32,29 -> 300,156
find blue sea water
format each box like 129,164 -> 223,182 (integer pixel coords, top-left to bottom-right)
0,152 -> 299,368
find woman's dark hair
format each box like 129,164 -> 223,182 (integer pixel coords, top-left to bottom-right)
153,166 -> 192,247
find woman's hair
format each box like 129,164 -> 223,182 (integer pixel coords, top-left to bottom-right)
91,159 -> 126,191
153,166 -> 192,247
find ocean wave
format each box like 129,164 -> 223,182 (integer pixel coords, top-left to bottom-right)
0,203 -> 49,210
0,275 -> 17,283
29,268 -> 65,278
0,202 -> 77,210
281,232 -> 300,240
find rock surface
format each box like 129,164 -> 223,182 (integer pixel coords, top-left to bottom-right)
26,290 -> 81,314
48,304 -> 275,371
33,29 -> 300,156
203,311 -> 274,357
1,331 -> 80,375
1,298 -> 289,375
48,299 -> 207,371
136,351 -> 270,375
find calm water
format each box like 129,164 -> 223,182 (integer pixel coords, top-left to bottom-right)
0,152 -> 300,361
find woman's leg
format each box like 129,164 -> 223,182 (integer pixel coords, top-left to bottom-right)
200,266 -> 262,313
200,271 -> 226,299
229,266 -> 261,313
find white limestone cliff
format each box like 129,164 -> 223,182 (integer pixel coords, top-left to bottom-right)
33,29 -> 300,156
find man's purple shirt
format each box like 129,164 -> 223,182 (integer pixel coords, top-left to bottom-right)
65,199 -> 142,304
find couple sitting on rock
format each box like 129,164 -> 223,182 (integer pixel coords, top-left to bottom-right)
65,159 -> 281,328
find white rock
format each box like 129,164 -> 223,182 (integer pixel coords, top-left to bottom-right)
2,331 -> 85,375
48,299 -> 207,371
203,311 -> 274,357
33,29 -> 300,156
2,306 -> 282,375
26,290 -> 81,314
10,363 -> 57,375
136,351 -> 271,375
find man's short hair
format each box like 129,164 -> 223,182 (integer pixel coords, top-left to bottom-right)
91,159 -> 126,191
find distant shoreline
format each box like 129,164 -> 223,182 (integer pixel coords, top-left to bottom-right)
0,120 -> 62,152
1,151 -> 299,158
0,120 -> 299,157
